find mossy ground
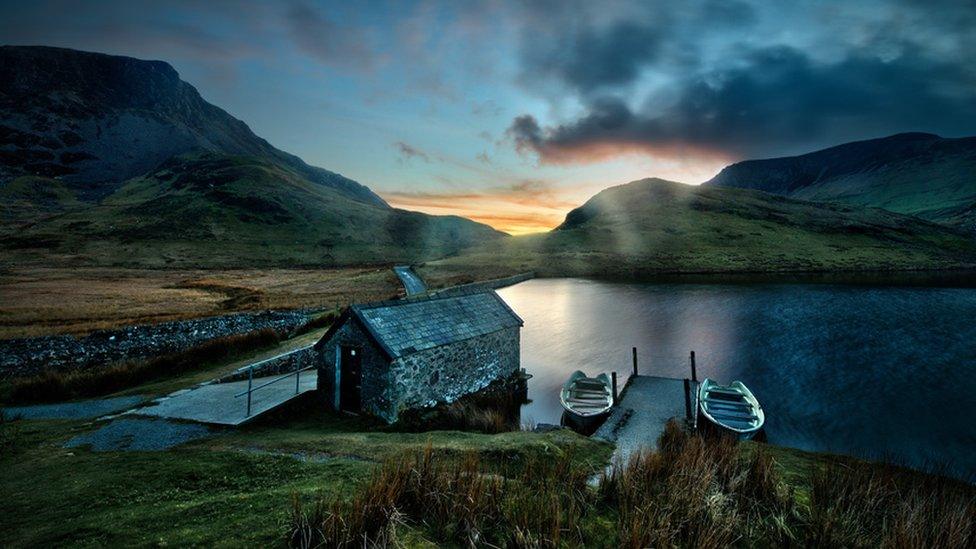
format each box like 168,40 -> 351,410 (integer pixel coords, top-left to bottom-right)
0,410 -> 611,547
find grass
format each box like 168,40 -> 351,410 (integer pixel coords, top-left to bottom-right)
2,391 -> 972,547
0,410 -> 610,547
0,152 -> 503,272
420,179 -> 976,285
291,420 -> 976,548
807,460 -> 976,547
0,266 -> 399,339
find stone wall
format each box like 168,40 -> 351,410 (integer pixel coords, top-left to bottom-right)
216,345 -> 317,383
0,310 -> 311,380
315,318 -> 394,420
389,326 -> 520,420
430,272 -> 534,298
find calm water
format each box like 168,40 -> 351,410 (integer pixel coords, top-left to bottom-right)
498,278 -> 976,478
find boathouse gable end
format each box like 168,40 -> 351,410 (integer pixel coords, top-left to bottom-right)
314,313 -> 394,420
314,290 -> 523,423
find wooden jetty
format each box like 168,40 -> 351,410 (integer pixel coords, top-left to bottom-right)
592,349 -> 699,462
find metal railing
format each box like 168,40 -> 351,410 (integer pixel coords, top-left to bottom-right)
234,362 -> 316,417
232,345 -> 314,375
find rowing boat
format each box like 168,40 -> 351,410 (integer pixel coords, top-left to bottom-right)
697,378 -> 765,439
559,370 -> 613,429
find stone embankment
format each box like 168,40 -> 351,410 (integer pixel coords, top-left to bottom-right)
430,272 -> 534,298
0,311 -> 312,380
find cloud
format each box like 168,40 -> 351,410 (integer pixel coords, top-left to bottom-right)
393,141 -> 431,164
519,20 -> 664,93
509,43 -> 976,163
286,2 -> 376,68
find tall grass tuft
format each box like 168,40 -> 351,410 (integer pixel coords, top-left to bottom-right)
289,444 -> 594,548
7,328 -> 283,403
289,419 -> 974,547
808,460 -> 976,548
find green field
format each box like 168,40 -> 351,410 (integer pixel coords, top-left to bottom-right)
1,153 -> 502,269
421,179 -> 976,284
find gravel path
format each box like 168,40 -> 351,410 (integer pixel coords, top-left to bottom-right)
65,418 -> 218,451
2,396 -> 146,420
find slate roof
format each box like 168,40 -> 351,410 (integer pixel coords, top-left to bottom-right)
318,290 -> 523,360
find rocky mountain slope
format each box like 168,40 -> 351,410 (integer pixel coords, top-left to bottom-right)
425,178 -> 976,280
704,133 -> 976,232
0,46 -> 503,267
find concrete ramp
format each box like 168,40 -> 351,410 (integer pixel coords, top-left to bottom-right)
131,371 -> 317,426
594,375 -> 696,463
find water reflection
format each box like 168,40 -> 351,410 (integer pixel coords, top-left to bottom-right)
499,279 -> 976,479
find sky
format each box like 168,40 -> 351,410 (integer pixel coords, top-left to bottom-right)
2,0 -> 975,234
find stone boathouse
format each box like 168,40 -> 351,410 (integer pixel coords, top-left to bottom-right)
313,290 -> 523,423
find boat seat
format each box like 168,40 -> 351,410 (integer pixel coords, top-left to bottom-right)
704,401 -> 753,411
566,396 -> 610,403
571,387 -> 609,394
708,410 -> 759,421
715,418 -> 758,429
705,391 -> 746,402
570,388 -> 608,395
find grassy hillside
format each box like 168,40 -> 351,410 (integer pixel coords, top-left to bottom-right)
706,133 -> 976,232
0,153 -> 503,268
423,178 -> 976,282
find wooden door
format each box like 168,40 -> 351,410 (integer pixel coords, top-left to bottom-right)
339,346 -> 362,412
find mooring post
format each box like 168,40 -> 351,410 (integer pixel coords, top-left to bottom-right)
632,347 -> 638,377
690,350 -> 698,382
611,371 -> 618,404
246,366 -> 253,417
683,378 -> 692,421
295,361 -> 300,394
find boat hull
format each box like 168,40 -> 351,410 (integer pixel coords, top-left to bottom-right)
697,378 -> 765,439
559,370 -> 613,434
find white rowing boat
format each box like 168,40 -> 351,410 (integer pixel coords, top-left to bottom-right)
560,370 -> 613,428
698,378 -> 765,439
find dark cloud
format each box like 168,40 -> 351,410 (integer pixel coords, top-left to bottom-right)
520,20 -> 664,93
510,43 -> 976,162
286,2 -> 376,68
394,141 -> 431,163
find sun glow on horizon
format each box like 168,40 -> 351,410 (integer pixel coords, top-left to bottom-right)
382,154 -> 729,235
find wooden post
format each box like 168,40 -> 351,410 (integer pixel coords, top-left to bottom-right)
632,347 -> 638,377
683,378 -> 692,421
611,372 -> 618,404
690,351 -> 698,382
295,361 -> 300,394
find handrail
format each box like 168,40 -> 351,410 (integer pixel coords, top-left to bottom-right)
234,363 -> 316,417
234,366 -> 315,398
234,365 -> 316,398
234,344 -> 314,373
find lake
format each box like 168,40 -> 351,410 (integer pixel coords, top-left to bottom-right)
497,278 -> 976,479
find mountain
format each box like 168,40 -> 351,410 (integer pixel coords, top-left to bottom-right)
704,133 -> 976,232
0,45 -> 383,205
0,46 -> 503,267
423,178 -> 976,282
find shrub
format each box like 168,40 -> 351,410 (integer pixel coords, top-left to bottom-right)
289,445 -> 594,548
808,460 -> 976,548
7,328 -> 283,403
